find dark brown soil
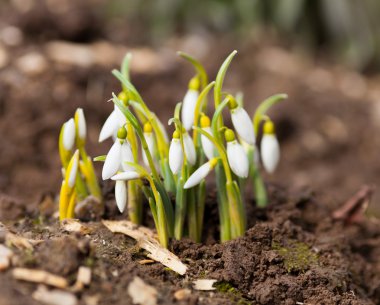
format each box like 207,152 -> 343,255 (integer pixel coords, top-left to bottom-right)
1,1 -> 380,304
1,189 -> 380,305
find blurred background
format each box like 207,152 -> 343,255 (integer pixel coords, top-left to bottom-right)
0,0 -> 380,214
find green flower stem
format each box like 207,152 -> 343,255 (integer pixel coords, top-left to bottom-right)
215,164 -> 231,242
126,162 -> 169,247
214,50 -> 237,128
127,122 -> 144,224
74,170 -> 89,201
174,175 -> 187,240
253,93 -> 287,135
177,51 -> 208,89
78,148 -> 102,200
112,70 -> 168,159
192,81 -> 215,144
113,95 -> 160,181
196,180 -> 206,241
247,146 -> 268,207
226,181 -> 246,238
187,188 -> 199,242
160,158 -> 176,194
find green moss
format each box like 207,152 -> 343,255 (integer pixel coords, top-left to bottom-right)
214,281 -> 252,305
272,239 -> 318,273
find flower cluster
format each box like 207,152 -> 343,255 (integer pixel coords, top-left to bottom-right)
59,51 -> 286,248
58,109 -> 102,220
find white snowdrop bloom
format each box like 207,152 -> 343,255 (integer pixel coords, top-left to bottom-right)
102,140 -> 122,180
99,105 -> 127,143
181,77 -> 200,131
169,131 -> 183,174
120,141 -> 134,171
67,150 -> 79,188
225,129 -> 249,178
142,123 -> 156,167
231,106 -> 255,145
111,171 -> 141,181
184,158 -> 218,189
181,89 -> 199,131
75,108 -> 86,140
115,180 -> 127,213
183,131 -> 196,165
63,118 -> 75,151
261,121 -> 280,174
200,115 -> 214,160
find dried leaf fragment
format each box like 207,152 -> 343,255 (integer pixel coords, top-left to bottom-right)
193,279 -> 217,291
102,220 -> 187,275
128,276 -> 157,305
0,244 -> 13,271
32,285 -> 77,305
61,219 -> 91,234
13,268 -> 68,288
174,288 -> 191,300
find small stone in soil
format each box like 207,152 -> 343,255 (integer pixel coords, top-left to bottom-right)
128,276 -> 157,305
32,285 -> 77,305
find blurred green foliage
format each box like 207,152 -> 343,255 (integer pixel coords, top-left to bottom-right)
106,0 -> 380,70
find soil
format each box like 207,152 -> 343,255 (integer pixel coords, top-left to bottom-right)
1,188 -> 380,305
1,1 -> 380,304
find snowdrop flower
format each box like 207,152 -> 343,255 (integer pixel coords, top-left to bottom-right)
74,108 -> 86,142
142,122 -> 156,167
261,120 -> 280,174
183,130 -> 196,165
66,150 -> 79,188
111,171 -> 141,181
184,158 -> 218,189
63,118 -> 75,151
181,77 -> 200,131
228,96 -> 255,145
99,92 -> 128,142
225,129 -> 249,178
200,115 -> 214,160
169,130 -> 183,174
114,180 -> 127,213
102,126 -> 134,180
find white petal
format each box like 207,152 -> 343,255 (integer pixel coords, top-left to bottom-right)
231,107 -> 255,145
184,162 -> 212,189
181,89 -> 199,131
201,127 -> 214,160
169,139 -> 183,174
102,141 -> 122,180
183,133 -> 196,165
63,118 -> 75,150
142,133 -> 155,167
261,134 -> 280,174
67,151 -> 79,188
227,141 -> 249,178
111,171 -> 141,181
114,104 -> 127,126
99,110 -> 118,142
115,180 -> 127,213
76,108 -> 86,140
120,141 -> 134,171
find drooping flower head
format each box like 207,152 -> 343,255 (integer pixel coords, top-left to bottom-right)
184,158 -> 218,189
200,114 -> 214,160
228,96 -> 255,145
142,122 -> 156,167
225,129 -> 249,178
181,77 -> 200,131
261,120 -> 280,174
102,126 -> 133,180
169,130 -> 183,174
99,92 -> 129,143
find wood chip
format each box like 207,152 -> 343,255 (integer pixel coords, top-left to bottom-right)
0,244 -> 13,271
13,268 -> 68,288
71,266 -> 92,292
138,259 -> 155,265
174,288 -> 191,301
128,276 -> 157,305
0,221 -> 37,250
193,279 -> 217,291
32,285 -> 77,305
102,220 -> 187,275
61,219 -> 91,235
333,185 -> 374,224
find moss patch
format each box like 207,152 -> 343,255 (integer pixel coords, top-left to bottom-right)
272,239 -> 318,273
